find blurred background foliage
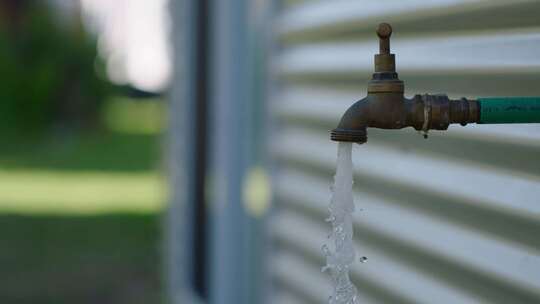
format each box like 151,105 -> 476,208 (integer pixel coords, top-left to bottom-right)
0,0 -> 111,135
0,1 -> 165,303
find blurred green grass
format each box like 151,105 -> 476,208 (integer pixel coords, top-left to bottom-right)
0,123 -> 160,173
0,214 -> 161,304
0,98 -> 165,303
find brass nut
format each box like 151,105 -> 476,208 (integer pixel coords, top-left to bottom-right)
368,82 -> 404,93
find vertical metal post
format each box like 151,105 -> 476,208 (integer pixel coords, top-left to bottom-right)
166,0 -> 201,303
206,0 -> 273,302
168,0 -> 271,303
207,0 -> 250,303
242,1 -> 274,303
210,0 -> 246,304
191,0 -> 211,298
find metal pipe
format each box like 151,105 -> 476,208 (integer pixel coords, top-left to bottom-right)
330,23 -> 540,144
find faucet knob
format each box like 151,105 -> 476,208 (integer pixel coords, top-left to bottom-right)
377,23 -> 392,54
369,22 -> 403,94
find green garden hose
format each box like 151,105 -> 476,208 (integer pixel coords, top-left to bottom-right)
478,97 -> 540,124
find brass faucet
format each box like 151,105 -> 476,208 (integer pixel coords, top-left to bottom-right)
331,23 -> 479,143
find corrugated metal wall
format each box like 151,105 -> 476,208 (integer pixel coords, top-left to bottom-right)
268,1 -> 540,303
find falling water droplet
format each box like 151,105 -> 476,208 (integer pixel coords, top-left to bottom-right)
321,244 -> 331,256
325,215 -> 336,222
360,256 -> 368,263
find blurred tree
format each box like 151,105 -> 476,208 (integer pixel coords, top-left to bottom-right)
0,0 -> 111,135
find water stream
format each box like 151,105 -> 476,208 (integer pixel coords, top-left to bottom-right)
322,142 -> 360,304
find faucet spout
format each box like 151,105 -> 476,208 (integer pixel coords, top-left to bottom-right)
331,99 -> 369,143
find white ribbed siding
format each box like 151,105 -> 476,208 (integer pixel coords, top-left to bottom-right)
269,1 -> 540,303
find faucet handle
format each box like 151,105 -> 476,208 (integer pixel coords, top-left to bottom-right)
369,22 -> 402,93
376,23 -> 392,55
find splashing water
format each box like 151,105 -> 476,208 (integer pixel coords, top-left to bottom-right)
322,142 -> 359,304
